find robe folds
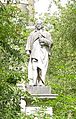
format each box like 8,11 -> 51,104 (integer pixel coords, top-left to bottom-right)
26,29 -> 53,85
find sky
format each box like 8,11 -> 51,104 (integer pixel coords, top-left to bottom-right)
35,0 -> 68,17
35,0 -> 50,15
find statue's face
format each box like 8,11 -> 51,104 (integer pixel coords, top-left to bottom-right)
36,22 -> 43,30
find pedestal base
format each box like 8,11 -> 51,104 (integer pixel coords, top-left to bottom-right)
17,83 -> 58,118
25,106 -> 53,118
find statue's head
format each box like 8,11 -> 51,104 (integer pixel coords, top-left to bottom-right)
35,20 -> 43,30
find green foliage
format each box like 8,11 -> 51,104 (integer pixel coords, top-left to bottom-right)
0,4 -> 29,119
45,1 -> 76,118
0,1 -> 76,119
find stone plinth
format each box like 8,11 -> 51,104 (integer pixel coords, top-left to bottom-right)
17,83 -> 58,118
26,85 -> 51,94
25,85 -> 58,118
26,85 -> 58,99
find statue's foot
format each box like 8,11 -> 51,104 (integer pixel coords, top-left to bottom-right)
33,84 -> 37,86
38,81 -> 45,86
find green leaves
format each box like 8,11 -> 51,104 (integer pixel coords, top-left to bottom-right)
0,4 -> 29,119
44,1 -> 76,118
0,1 -> 76,118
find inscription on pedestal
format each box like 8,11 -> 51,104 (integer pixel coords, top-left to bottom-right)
25,106 -> 53,118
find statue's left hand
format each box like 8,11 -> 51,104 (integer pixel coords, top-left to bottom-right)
39,37 -> 45,42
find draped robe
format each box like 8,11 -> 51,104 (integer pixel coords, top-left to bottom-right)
26,29 -> 53,85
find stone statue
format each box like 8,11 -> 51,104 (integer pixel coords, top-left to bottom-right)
26,20 -> 53,86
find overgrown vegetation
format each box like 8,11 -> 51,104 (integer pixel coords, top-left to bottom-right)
0,1 -> 76,119
0,4 -> 29,119
45,1 -> 76,118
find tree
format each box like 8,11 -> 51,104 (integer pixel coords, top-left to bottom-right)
0,4 -> 29,119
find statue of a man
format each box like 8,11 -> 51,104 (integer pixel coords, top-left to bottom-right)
26,21 -> 53,86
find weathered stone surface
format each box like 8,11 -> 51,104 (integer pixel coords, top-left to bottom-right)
31,94 -> 58,99
25,85 -> 58,99
26,85 -> 51,94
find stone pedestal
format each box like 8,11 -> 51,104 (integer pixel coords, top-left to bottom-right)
25,85 -> 58,118
17,83 -> 58,118
26,85 -> 58,99
26,85 -> 51,94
